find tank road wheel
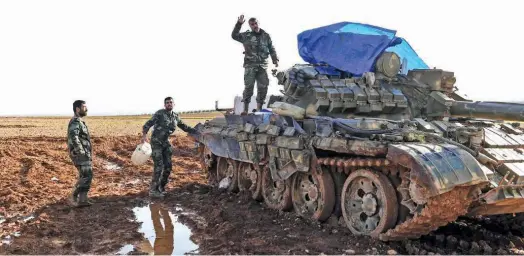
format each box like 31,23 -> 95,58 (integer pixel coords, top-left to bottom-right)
291,168 -> 336,221
237,162 -> 262,200
261,165 -> 292,211
216,157 -> 239,192
199,145 -> 217,185
341,169 -> 398,238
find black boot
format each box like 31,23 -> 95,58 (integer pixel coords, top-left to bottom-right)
241,102 -> 249,115
159,177 -> 170,196
77,191 -> 93,207
69,187 -> 79,205
158,184 -> 166,196
149,182 -> 163,198
256,103 -> 263,112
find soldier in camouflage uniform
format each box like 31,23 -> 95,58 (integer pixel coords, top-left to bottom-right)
232,15 -> 279,114
67,100 -> 93,207
142,97 -> 197,198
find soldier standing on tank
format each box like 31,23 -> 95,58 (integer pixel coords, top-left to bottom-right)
231,15 -> 279,114
67,100 -> 94,207
141,97 -> 197,198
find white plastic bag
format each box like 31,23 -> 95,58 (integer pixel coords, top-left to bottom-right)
131,142 -> 152,165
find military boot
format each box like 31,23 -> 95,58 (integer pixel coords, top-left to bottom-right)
241,102 -> 249,115
69,187 -> 79,205
158,179 -> 168,196
256,103 -> 263,112
158,185 -> 167,196
149,182 -> 163,198
77,191 -> 93,207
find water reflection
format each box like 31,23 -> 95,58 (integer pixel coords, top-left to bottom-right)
118,203 -> 198,255
142,203 -> 174,254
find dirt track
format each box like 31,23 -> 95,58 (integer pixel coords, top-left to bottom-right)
2,117 -> 524,255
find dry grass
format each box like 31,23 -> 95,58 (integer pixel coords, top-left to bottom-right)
0,112 -> 222,138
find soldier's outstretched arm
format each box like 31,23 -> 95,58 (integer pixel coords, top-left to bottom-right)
69,120 -> 86,156
175,114 -> 197,134
231,15 -> 245,42
268,35 -> 279,66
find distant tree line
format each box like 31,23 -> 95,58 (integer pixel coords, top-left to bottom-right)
179,109 -> 217,114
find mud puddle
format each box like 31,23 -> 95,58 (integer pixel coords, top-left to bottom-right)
117,203 -> 199,255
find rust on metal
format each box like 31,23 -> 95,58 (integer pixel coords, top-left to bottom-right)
379,185 -> 477,241
468,185 -> 524,216
313,137 -> 388,157
317,157 -> 391,172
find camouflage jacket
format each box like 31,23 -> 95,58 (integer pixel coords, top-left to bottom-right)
142,109 -> 196,147
231,22 -> 278,68
67,116 -> 92,166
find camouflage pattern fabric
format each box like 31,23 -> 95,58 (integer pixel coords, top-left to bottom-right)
142,109 -> 196,147
143,109 -> 196,191
243,65 -> 270,104
151,144 -> 173,190
67,116 -> 92,166
71,164 -> 93,197
231,22 -> 278,68
232,22 -> 278,104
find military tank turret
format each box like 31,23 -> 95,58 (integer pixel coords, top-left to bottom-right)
193,22 -> 524,241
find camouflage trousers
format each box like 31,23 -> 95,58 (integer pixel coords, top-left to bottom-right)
72,164 -> 93,195
242,66 -> 269,104
150,143 -> 173,191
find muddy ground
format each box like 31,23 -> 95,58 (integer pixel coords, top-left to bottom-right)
2,121 -> 524,254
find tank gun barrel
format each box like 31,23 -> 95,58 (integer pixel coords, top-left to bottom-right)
450,101 -> 524,122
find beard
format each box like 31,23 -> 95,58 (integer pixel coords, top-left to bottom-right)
79,110 -> 87,117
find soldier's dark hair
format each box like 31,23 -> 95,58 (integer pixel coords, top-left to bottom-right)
73,100 -> 85,113
249,17 -> 258,23
164,97 -> 173,103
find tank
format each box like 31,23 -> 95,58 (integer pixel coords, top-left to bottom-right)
192,22 -> 524,241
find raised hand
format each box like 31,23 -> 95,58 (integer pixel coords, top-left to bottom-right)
237,14 -> 245,24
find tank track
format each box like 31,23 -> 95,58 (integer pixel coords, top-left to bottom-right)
380,185 -> 476,241
202,149 -> 480,241
312,157 -> 481,241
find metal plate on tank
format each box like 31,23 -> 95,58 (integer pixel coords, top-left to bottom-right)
256,134 -> 271,144
480,164 -> 495,180
239,151 -> 249,161
483,148 -> 524,162
483,127 -> 524,147
275,136 -> 304,149
279,148 -> 291,160
291,150 -> 310,172
387,143 -> 489,196
236,132 -> 249,141
238,141 -> 246,152
497,163 -> 524,184
268,145 -> 279,158
244,141 -> 257,152
201,134 -> 229,158
257,145 -> 267,159
224,137 -> 241,160
248,152 -> 259,163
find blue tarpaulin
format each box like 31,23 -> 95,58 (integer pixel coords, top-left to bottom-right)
297,22 -> 429,76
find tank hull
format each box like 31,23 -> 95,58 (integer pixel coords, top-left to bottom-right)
194,112 -> 524,241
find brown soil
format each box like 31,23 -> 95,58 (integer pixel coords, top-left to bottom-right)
2,132 -> 524,255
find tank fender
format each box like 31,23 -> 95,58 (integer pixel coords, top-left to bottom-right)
386,143 -> 489,201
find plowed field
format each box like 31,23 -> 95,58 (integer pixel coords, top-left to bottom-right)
1,116 -> 524,255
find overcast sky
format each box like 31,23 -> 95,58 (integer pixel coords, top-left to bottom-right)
0,0 -> 522,116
